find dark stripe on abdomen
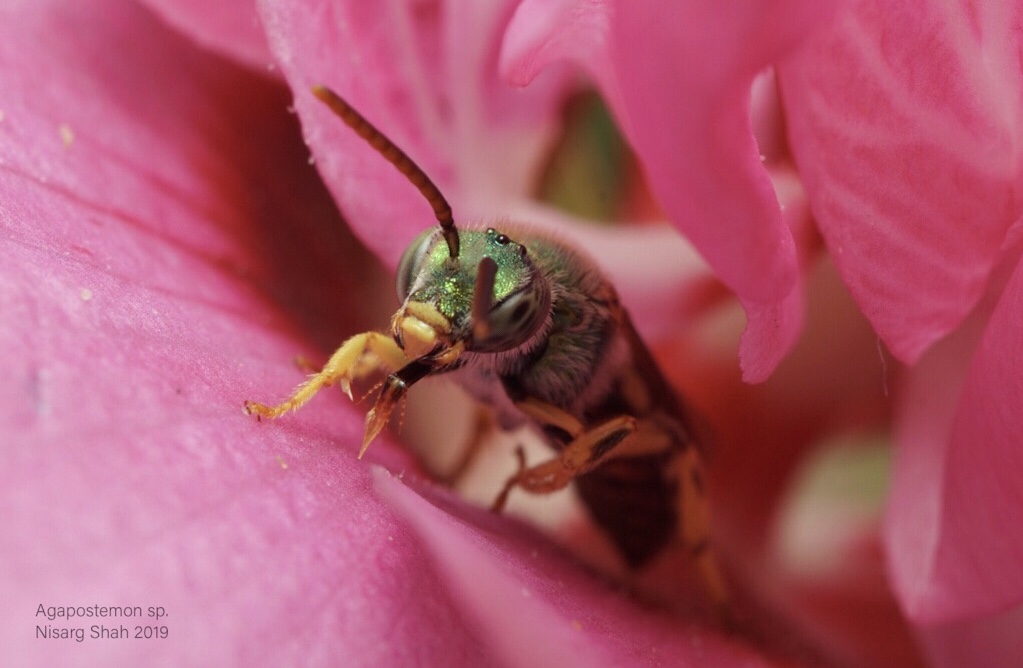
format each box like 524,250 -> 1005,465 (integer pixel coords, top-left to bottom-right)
574,452 -> 677,569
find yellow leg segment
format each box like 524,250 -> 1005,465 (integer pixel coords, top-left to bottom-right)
515,397 -> 584,439
245,332 -> 406,419
492,408 -> 637,511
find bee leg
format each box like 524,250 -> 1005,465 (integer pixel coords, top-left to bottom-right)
245,332 -> 406,420
672,448 -> 730,612
492,410 -> 637,511
358,356 -> 437,458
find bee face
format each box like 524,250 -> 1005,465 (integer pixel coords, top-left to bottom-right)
394,226 -> 551,355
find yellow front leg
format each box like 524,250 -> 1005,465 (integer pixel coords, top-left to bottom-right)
245,331 -> 406,419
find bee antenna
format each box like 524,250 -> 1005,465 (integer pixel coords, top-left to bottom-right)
311,84 -> 460,258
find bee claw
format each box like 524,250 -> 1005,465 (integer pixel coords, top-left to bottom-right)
243,400 -> 261,417
359,405 -> 390,459
244,400 -> 277,422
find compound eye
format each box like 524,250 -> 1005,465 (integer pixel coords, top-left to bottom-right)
475,284 -> 546,352
395,228 -> 436,302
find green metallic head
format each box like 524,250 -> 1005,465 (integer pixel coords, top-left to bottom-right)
309,86 -> 550,359
395,226 -> 551,353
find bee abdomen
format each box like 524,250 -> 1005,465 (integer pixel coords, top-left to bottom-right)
574,451 -> 678,568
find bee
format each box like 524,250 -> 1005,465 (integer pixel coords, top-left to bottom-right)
246,85 -> 728,609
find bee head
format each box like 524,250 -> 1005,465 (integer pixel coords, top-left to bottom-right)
393,226 -> 551,357
310,86 -> 549,364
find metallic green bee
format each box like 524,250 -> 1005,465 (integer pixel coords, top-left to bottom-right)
246,85 -> 727,608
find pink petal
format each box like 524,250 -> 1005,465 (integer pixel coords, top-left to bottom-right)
500,0 -> 614,94
375,472 -> 782,668
257,0 -> 570,268
941,254 -> 1023,617
739,169 -> 813,382
0,1 -> 491,664
887,246 -> 1023,623
918,604 -> 1023,668
672,258 -> 919,666
885,333 -> 968,628
676,253 -> 893,555
778,0 -> 1023,363
140,0 -> 274,69
502,0 -> 841,380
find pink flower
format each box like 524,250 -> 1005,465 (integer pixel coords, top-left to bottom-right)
504,0 -> 1023,665
781,3 -> 1023,663
0,0 -> 777,666
6,1 -> 1020,667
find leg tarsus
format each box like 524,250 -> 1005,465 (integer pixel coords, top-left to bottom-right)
490,446 -> 527,513
244,332 -> 406,420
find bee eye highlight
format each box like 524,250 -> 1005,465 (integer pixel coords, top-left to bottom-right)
395,228 -> 435,301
